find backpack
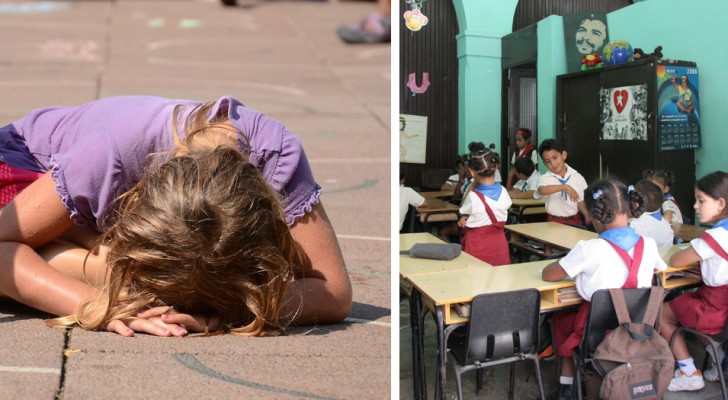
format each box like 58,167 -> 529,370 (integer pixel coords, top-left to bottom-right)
591,287 -> 674,400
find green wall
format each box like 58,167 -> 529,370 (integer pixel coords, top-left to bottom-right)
454,0 -> 727,178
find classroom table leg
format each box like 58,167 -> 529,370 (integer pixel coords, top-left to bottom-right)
435,307 -> 447,400
409,289 -> 427,400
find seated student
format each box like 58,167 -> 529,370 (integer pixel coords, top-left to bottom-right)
399,164 -> 427,231
629,179 -> 675,249
659,171 -> 728,392
441,154 -> 468,193
647,169 -> 685,225
542,178 -> 668,399
457,149 -> 512,266
533,139 -> 589,226
507,157 -> 541,199
507,128 -> 538,189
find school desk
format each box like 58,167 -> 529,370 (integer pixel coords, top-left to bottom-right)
671,223 -> 708,242
506,222 -> 598,259
400,232 -> 493,400
509,197 -> 546,220
657,243 -> 702,289
416,192 -> 460,232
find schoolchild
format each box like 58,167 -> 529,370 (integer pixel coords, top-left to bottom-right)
507,157 -> 541,199
659,171 -> 728,391
399,164 -> 427,231
534,139 -> 589,226
0,96 -> 352,337
647,169 -> 685,225
457,149 -> 512,266
629,179 -> 675,249
507,128 -> 538,188
542,178 -> 667,399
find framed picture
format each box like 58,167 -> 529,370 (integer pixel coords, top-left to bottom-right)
399,114 -> 428,164
563,13 -> 609,73
599,84 -> 648,141
657,65 -> 701,150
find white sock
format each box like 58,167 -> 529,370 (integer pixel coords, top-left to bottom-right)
706,345 -> 726,365
677,357 -> 697,376
559,376 -> 574,385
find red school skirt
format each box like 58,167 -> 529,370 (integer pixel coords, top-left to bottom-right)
552,301 -> 591,357
670,285 -> 728,335
548,213 -> 584,226
0,162 -> 45,206
461,223 -> 511,266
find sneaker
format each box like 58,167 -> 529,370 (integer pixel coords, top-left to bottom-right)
667,369 -> 705,392
704,362 -> 720,382
546,383 -> 573,400
336,13 -> 391,44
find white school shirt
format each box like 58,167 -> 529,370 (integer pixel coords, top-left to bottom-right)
495,169 -> 502,183
662,198 -> 684,225
513,170 -> 542,192
533,164 -> 587,217
560,236 -> 668,301
444,173 -> 459,188
629,211 -> 675,250
399,185 -> 425,230
690,227 -> 728,287
459,186 -> 512,228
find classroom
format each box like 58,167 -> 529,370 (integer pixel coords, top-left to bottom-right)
399,0 -> 728,399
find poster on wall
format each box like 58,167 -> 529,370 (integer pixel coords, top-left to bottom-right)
563,12 -> 609,74
599,84 -> 648,141
399,114 -> 428,164
656,65 -> 701,151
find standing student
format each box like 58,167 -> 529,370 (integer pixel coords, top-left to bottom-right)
542,178 -> 668,399
533,139 -> 589,226
0,96 -> 352,337
507,157 -> 541,199
457,149 -> 512,266
399,164 -> 427,231
659,171 -> 728,392
507,128 -> 538,188
647,169 -> 685,225
630,179 -> 675,249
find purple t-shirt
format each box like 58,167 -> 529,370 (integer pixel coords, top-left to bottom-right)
0,96 -> 320,229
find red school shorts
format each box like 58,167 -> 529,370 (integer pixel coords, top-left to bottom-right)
0,162 -> 45,206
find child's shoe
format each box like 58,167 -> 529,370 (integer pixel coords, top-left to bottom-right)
704,362 -> 720,382
667,369 -> 705,391
545,383 -> 573,400
336,13 -> 391,44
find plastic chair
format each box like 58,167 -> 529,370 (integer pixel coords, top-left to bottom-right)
572,287 -> 663,400
669,315 -> 728,400
421,169 -> 453,192
445,288 -> 545,400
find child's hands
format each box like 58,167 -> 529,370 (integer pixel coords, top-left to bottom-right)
458,215 -> 468,227
564,185 -> 580,202
105,309 -> 188,337
138,306 -> 221,334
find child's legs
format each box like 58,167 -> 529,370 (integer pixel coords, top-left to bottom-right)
660,301 -> 691,360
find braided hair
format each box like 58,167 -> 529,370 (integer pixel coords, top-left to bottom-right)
584,179 -> 645,225
468,148 -> 500,178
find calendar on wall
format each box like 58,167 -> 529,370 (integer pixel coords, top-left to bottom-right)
656,65 -> 701,151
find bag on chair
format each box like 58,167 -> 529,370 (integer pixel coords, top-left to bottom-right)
591,287 -> 674,400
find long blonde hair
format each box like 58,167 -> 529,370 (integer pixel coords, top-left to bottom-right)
51,102 -> 306,336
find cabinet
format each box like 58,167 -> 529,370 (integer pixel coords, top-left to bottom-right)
556,58 -> 698,221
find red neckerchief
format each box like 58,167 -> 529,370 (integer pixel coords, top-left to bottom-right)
602,237 -> 645,289
516,143 -> 535,159
700,232 -> 728,261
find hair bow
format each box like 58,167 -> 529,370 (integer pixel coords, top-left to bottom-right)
592,189 -> 604,200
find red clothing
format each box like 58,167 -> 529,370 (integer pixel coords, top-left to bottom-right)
461,192 -> 510,266
548,213 -> 584,226
670,285 -> 728,335
0,162 -> 44,205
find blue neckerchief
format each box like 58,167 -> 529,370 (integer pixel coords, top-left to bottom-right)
648,211 -> 663,221
714,217 -> 728,231
599,226 -> 640,252
475,183 -> 502,201
663,193 -> 675,201
556,174 -> 571,200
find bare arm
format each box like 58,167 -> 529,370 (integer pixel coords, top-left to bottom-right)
663,210 -> 675,224
542,261 -> 569,282
284,201 -> 352,325
0,173 -> 96,316
669,246 -> 701,267
508,189 -> 535,199
538,184 -> 569,196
